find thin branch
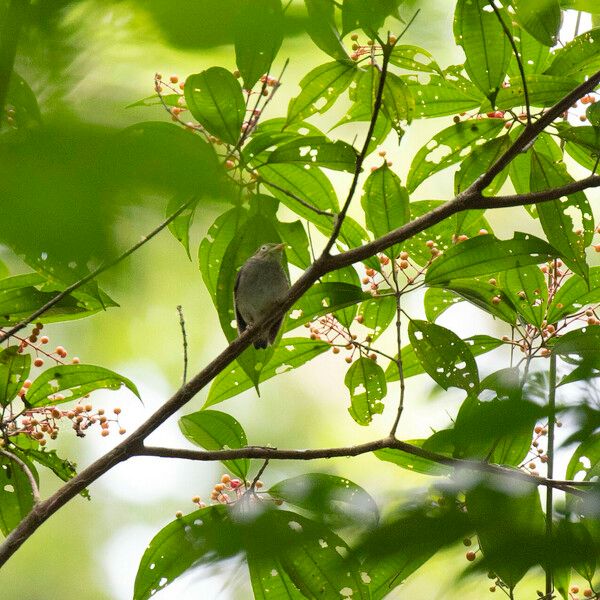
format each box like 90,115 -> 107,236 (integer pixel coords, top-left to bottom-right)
0,197 -> 197,344
258,175 -> 334,218
176,305 -> 188,385
545,343 -> 557,597
491,1 -> 531,126
0,449 -> 40,504
250,459 -> 269,491
389,264 -> 405,438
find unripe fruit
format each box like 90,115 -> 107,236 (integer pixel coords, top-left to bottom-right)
34,358 -> 44,367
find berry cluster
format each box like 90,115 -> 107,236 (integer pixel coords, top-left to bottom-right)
348,32 -> 398,62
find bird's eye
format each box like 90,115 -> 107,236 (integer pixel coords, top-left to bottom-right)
261,245 -> 268,251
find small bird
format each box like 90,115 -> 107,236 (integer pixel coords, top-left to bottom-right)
234,242 -> 290,349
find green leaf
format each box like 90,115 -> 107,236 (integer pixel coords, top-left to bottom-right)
304,0 -> 350,62
268,473 -> 379,528
389,45 -> 442,74
341,0 -> 402,36
361,163 -> 409,258
425,233 -> 557,286
547,267 -> 600,323
499,264 -> 548,328
275,220 -> 311,270
406,119 -> 504,193
454,0 -> 512,103
424,287 -> 463,322
179,410 -> 249,479
358,295 -> 397,341
587,102 -> 600,127
408,320 -> 479,393
513,0 -> 561,46
405,73 -> 484,119
556,123 -> 600,156
267,136 -> 358,172
126,93 -> 181,109
454,135 -> 512,195
466,481 -> 545,589
494,74 -> 580,110
507,26 -> 551,77
4,72 -> 41,130
205,338 -> 330,407
374,442 -> 452,476
25,364 -> 140,407
345,356 -> 387,425
248,553 -> 305,599
0,454 -> 36,536
566,433 -> 600,482
234,0 -> 284,90
545,27 -> 600,80
22,447 -> 80,490
0,346 -> 30,406
184,67 -> 246,145
321,266 -> 363,328
286,61 -> 356,124
530,150 -> 592,279
166,195 -> 197,259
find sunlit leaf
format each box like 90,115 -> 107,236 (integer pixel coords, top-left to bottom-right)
304,0 -> 350,62
341,0 -> 402,36
513,0 -> 561,46
321,266 -> 363,328
0,453 -> 36,536
546,267 -> 600,323
345,356 -> 387,425
494,74 -> 580,110
267,136 -> 358,172
566,433 -> 600,482
275,220 -> 311,269
389,45 -> 442,74
499,264 -> 548,328
358,295 -> 397,341
374,442 -> 452,476
545,27 -> 600,79
0,346 -> 30,407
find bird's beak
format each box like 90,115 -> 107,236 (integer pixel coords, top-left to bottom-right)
275,243 -> 286,251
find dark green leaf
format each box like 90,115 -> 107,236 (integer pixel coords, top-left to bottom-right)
248,554 -> 305,599
345,356 -> 387,425
275,220 -> 311,270
0,346 -> 30,406
268,473 -> 379,528
185,67 -> 246,145
513,0 -> 561,46
389,45 -> 442,74
454,0 -> 512,103
408,320 -> 479,393
321,266 -> 363,328
0,454 -> 36,536
530,150 -> 592,279
507,26 -> 552,77
267,136 -> 358,172
22,447 -> 80,490
407,119 -> 504,193
179,410 -> 249,479
358,295 -> 397,341
304,0 -> 350,62
547,267 -> 600,323
205,338 -> 330,407
499,264 -> 548,328
341,0 -> 402,36
424,287 -> 463,322
166,195 -> 197,259
4,72 -> 41,130
286,61 -> 356,124
374,442 -> 452,476
361,163 -> 409,258
566,433 -> 600,482
545,27 -> 600,80
425,233 -> 557,286
25,364 -> 140,407
234,0 -> 284,90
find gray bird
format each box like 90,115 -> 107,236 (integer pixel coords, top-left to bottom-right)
234,242 -> 290,349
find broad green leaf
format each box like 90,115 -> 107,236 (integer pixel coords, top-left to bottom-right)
179,410 -> 249,479
425,233 -> 557,286
22,447 -> 79,489
566,433 -> 600,482
513,0 -> 561,46
545,27 -> 600,79
564,139 -> 600,173
166,195 -> 197,259
389,45 -> 442,74
0,454 -> 36,536
304,0 -> 350,62
345,356 -> 387,425
275,220 -> 311,270
499,264 -> 548,328
406,119 -> 504,193
25,364 -> 140,407
466,481 -> 545,589
454,0 -> 512,103
555,123 -> 600,153
234,0 -> 283,90
321,267 -> 363,328
287,61 -> 356,124
361,163 -> 409,259
358,295 -> 397,341
205,338 -> 330,407
284,282 -> 369,332
268,473 -> 379,528
587,101 -> 600,127
547,267 -> 600,322
494,74 -> 580,110
530,150 -> 592,279
507,26 -> 552,76
267,136 -> 358,172
126,93 -> 181,109
248,554 -> 305,599
385,335 -> 503,383
4,72 -> 41,130
454,135 -> 512,195
553,327 -> 600,385
405,73 -> 484,119
424,287 -> 463,322
555,520 -> 597,583
559,0 -> 600,10
374,442 -> 452,476
134,505 -> 239,600
0,346 -> 30,406
185,67 -> 246,145
408,320 -> 479,393
341,0 -> 402,36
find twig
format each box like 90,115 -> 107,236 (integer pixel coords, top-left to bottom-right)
259,175 -> 335,218
250,459 -> 269,492
389,264 -> 405,438
0,449 -> 40,504
490,1 -> 531,126
176,305 -> 188,385
0,197 -> 197,344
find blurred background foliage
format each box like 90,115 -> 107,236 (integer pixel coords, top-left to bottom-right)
0,1 -> 598,599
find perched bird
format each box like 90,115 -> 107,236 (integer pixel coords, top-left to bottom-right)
234,242 -> 290,349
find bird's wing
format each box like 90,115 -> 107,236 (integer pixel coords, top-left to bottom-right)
233,268 -> 248,334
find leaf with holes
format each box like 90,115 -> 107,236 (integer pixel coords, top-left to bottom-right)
358,295 -> 397,341
494,74 -> 579,111
321,266 -> 363,329
513,0 -> 561,46
406,118 -> 504,193
424,287 -> 463,322
499,264 -> 548,328
205,338 -> 330,407
566,433 -> 600,482
25,364 -> 140,407
267,136 -> 358,172
179,410 -> 249,479
0,346 -> 30,406
0,453 -> 36,536
185,67 -> 246,145
547,267 -> 600,323
545,27 -> 600,79
408,320 -> 479,393
390,45 -> 442,74
345,357 -> 387,426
